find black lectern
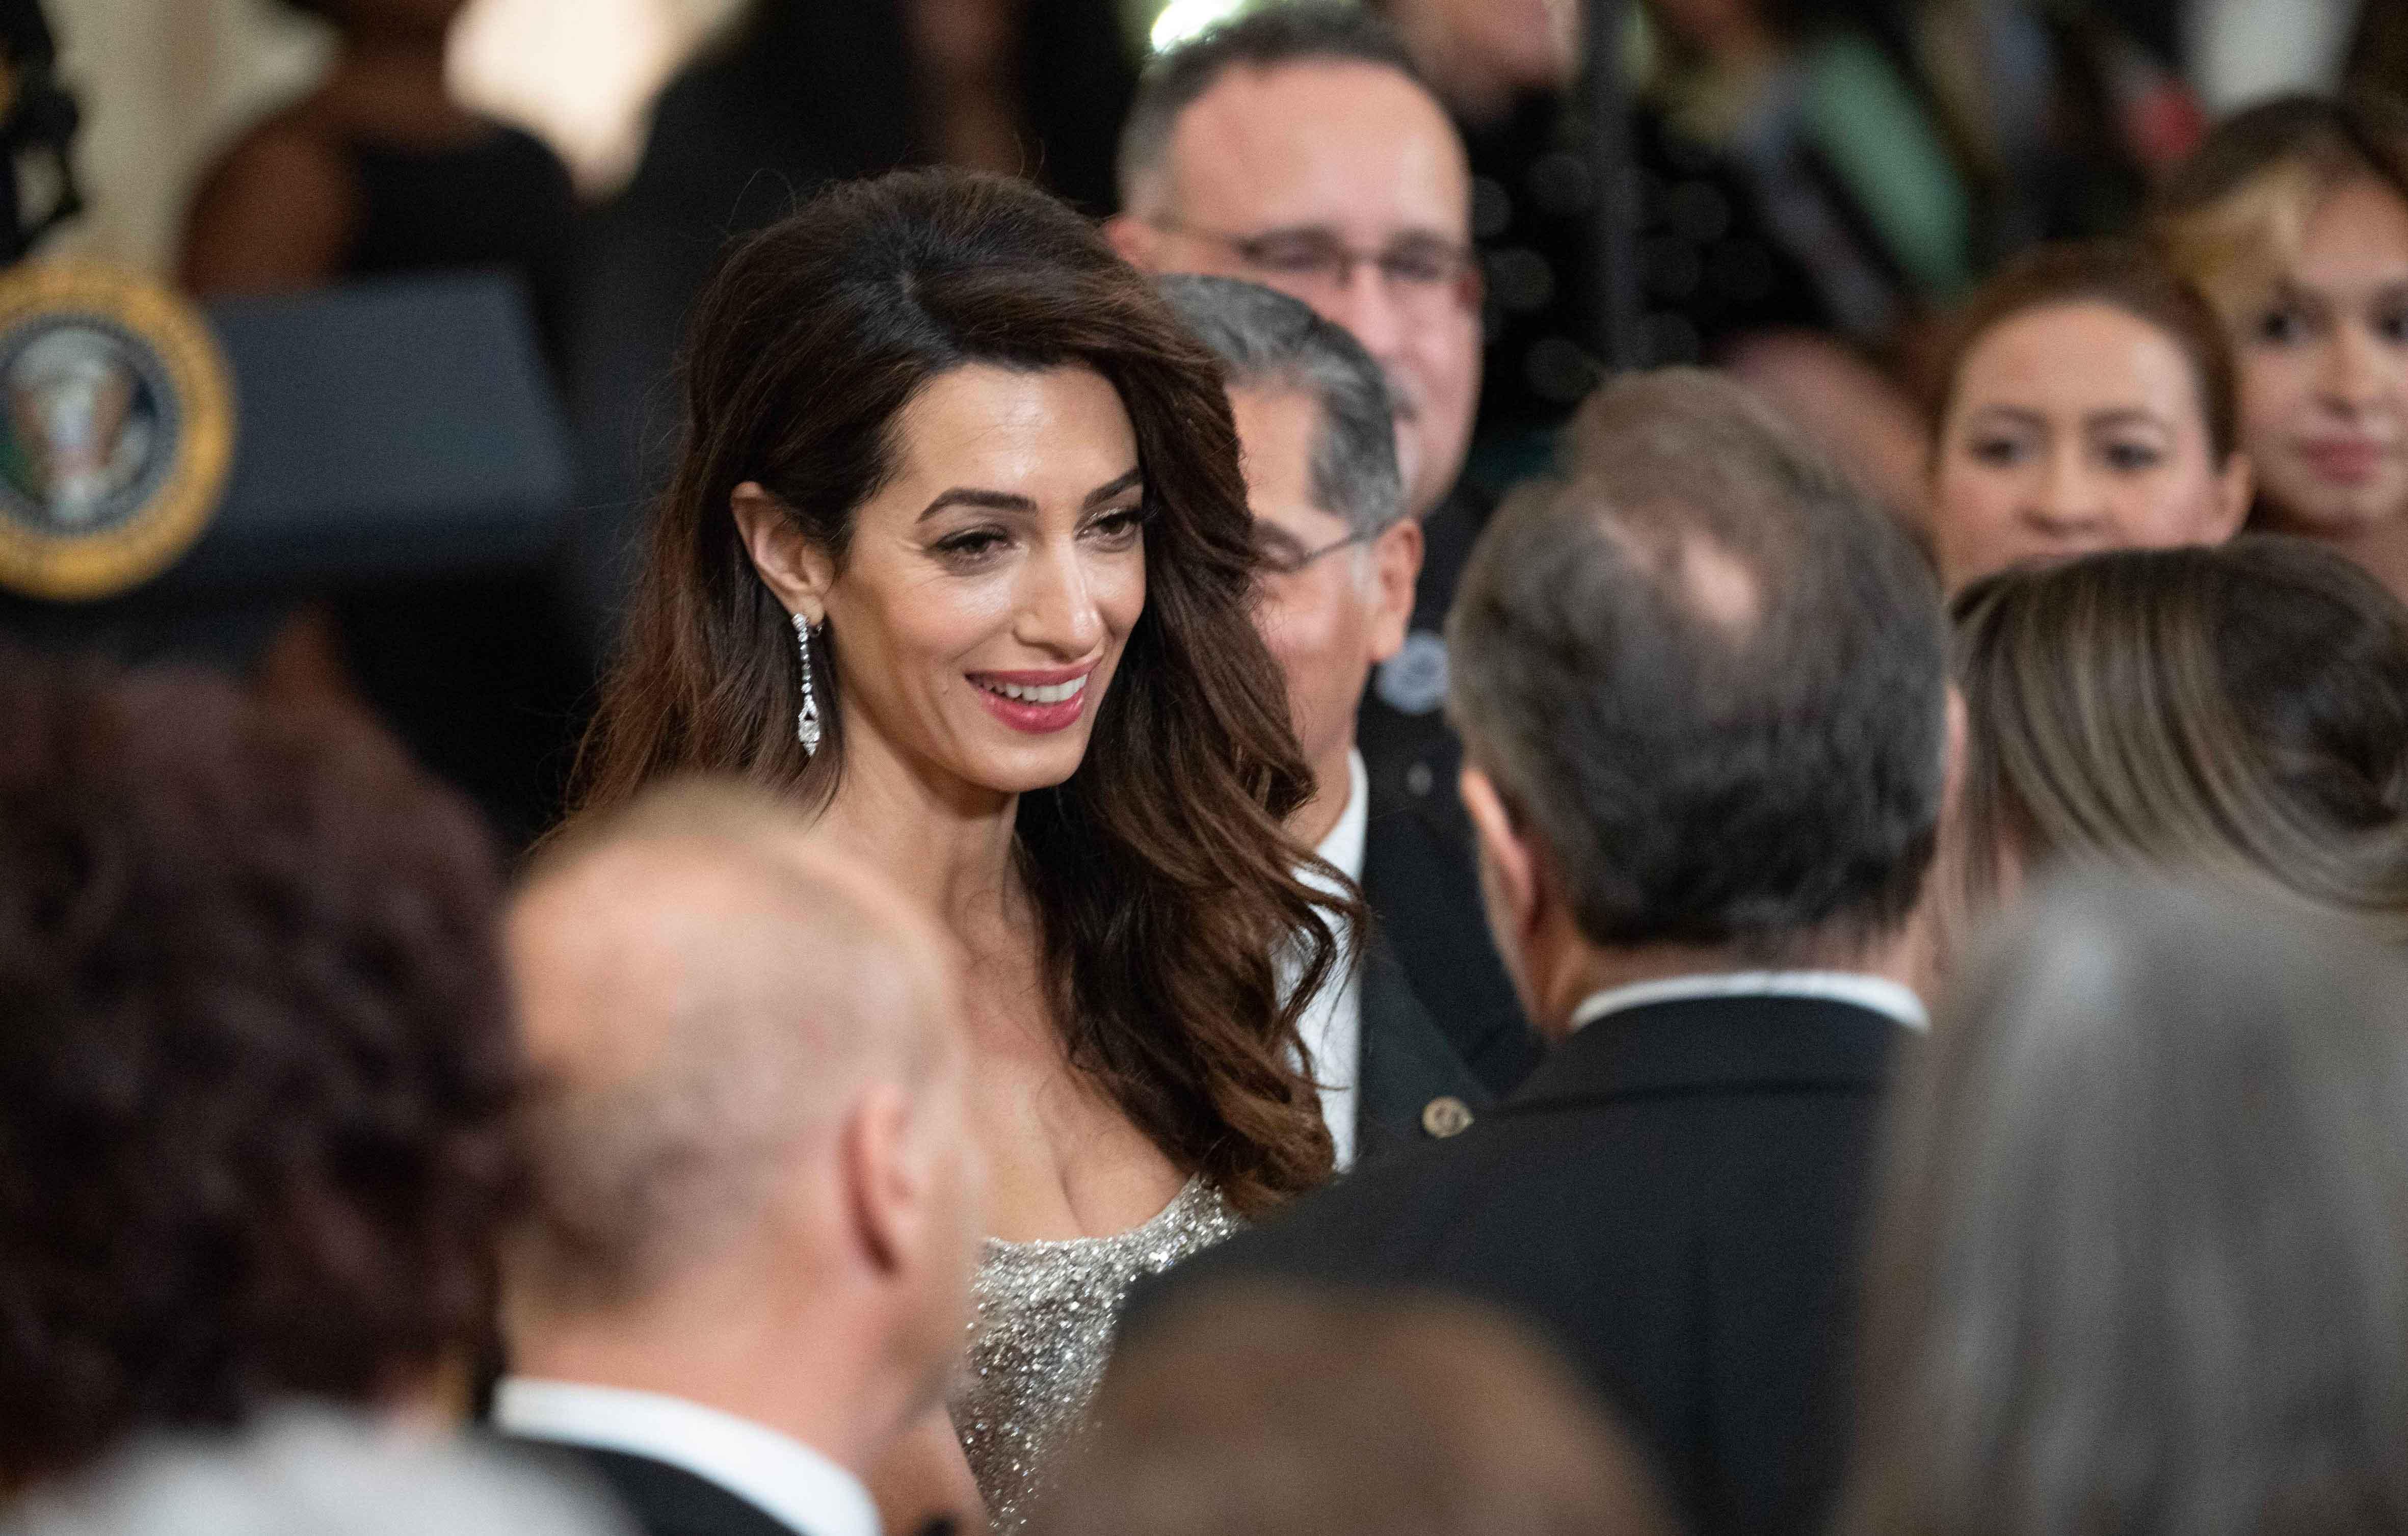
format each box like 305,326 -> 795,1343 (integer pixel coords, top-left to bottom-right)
0,270 -> 573,641
187,272 -> 574,583
0,269 -> 587,846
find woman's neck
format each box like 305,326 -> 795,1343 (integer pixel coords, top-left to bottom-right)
904,1 -> 1030,176
314,27 -> 483,146
811,729 -> 1024,936
334,28 -> 451,93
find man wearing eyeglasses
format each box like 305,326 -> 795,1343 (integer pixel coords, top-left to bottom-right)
1113,6 -> 1478,537
1113,4 -> 1539,1099
1159,273 -> 1491,1168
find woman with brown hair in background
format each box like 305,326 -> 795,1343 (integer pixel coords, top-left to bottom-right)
1922,241 -> 2252,593
1940,537 -> 2408,964
567,167 -> 1348,1534
2154,94 -> 2408,600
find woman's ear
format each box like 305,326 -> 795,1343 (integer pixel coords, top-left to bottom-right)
732,481 -> 835,623
1940,683 -> 1969,829
1101,213 -> 1158,268
2211,451 -> 2256,541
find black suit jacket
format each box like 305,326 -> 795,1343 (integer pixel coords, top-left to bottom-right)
1353,924 -> 1494,1163
500,1440 -> 809,1536
1130,993 -> 1913,1536
1355,483 -> 1541,1098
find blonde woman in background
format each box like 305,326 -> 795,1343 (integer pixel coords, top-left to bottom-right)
2154,95 -> 2408,599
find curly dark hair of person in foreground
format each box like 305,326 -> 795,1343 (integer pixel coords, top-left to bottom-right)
0,651 -> 520,1490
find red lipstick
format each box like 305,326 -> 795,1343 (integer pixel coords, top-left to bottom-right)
2297,436 -> 2390,485
967,666 -> 1095,735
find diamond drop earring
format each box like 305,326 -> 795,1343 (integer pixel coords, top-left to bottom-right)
793,613 -> 822,754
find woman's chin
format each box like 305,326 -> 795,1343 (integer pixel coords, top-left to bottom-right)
2263,466 -> 2408,535
952,736 -> 1097,797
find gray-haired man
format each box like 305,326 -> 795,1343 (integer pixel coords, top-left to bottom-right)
1124,10 -> 1540,1101
1162,275 -> 1501,1168
1131,368 -> 1950,1536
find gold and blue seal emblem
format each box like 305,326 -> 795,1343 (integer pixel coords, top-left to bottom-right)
0,261 -> 234,600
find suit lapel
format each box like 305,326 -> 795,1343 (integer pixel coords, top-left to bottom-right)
553,1444 -> 814,1536
1354,925 -> 1493,1164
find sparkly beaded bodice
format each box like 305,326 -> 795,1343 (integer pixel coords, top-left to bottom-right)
949,1176 -> 1242,1533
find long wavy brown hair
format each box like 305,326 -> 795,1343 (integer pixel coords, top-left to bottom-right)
570,168 -> 1343,1210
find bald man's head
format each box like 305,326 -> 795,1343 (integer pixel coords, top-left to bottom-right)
505,781 -> 964,1312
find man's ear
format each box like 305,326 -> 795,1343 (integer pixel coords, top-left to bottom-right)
1364,518 -> 1422,664
1103,213 -> 1158,269
732,481 -> 835,624
838,1082 -> 921,1278
1460,765 -> 1540,945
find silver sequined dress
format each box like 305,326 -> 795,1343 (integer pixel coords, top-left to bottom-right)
949,1176 -> 1242,1532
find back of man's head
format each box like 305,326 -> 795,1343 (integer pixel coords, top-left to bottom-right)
502,781 -> 977,1406
1046,1282 -> 1674,1536
1118,6 -> 1422,214
1449,368 -> 1949,962
1158,274 -> 1404,542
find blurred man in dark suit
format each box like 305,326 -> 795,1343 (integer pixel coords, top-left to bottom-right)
1160,274 -> 1495,1168
1114,6 -> 1535,1097
494,782 -> 986,1536
1134,369 -> 1951,1536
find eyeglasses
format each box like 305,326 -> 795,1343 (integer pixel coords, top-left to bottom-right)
1151,219 -> 1478,307
1253,524 -> 1370,576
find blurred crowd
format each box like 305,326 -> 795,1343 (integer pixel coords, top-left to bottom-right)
143,0 -> 2407,846
6,2 -> 2408,1536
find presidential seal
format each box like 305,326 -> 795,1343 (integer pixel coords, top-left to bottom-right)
0,261 -> 234,600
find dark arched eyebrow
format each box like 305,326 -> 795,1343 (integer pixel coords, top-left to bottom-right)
1083,467 -> 1145,507
915,466 -> 1144,523
1959,405 -> 2046,430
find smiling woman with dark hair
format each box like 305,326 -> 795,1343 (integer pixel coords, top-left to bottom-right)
568,167 -> 1349,1532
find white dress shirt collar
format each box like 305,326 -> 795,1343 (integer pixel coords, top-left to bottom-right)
492,1378 -> 879,1536
1568,970 -> 1929,1035
1310,748 -> 1370,886
1292,749 -> 1368,1168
